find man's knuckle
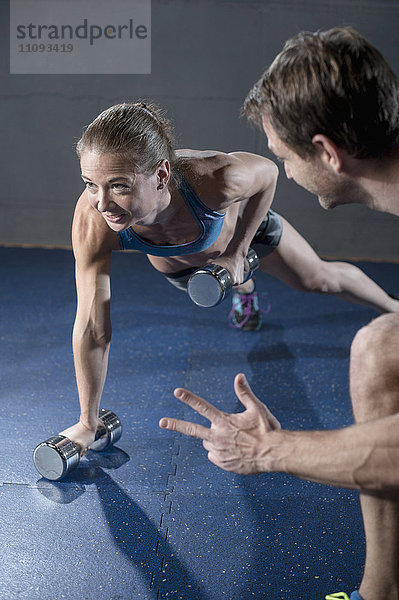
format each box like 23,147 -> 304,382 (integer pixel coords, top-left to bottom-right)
186,424 -> 197,437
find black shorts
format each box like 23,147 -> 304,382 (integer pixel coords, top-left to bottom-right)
250,209 -> 283,258
164,209 -> 283,291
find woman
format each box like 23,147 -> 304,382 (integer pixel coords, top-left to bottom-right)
61,101 -> 399,451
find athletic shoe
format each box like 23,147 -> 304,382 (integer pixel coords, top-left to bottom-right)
228,286 -> 270,331
325,592 -> 363,600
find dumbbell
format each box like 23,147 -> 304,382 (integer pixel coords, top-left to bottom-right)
187,247 -> 259,307
33,408 -> 122,481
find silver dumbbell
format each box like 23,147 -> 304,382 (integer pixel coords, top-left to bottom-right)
187,248 -> 259,308
33,409 -> 122,481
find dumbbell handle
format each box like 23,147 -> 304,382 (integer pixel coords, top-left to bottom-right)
33,409 -> 122,481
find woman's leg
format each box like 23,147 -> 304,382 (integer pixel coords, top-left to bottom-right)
253,216 -> 399,313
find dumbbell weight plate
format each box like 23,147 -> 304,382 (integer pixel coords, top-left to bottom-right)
245,248 -> 259,276
33,435 -> 80,481
187,265 -> 232,307
33,409 -> 123,481
187,249 -> 259,308
90,408 -> 123,451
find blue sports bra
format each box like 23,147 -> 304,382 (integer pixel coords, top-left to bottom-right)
117,175 -> 225,256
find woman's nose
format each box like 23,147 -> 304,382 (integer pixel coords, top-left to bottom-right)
97,189 -> 113,212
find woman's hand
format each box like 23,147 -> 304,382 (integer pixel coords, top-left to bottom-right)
216,250 -> 249,286
59,419 -> 102,457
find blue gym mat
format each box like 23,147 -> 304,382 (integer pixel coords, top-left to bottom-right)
2,246 -> 395,599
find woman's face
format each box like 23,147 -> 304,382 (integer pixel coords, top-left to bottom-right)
80,150 -> 166,231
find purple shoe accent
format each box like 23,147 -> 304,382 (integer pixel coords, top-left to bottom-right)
228,290 -> 271,331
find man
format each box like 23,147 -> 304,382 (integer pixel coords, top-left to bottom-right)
159,27 -> 399,600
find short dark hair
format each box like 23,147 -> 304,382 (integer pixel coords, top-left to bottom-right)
244,27 -> 399,159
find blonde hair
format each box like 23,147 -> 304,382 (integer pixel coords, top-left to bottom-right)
76,102 -> 180,180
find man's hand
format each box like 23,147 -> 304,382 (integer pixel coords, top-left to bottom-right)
159,373 -> 281,475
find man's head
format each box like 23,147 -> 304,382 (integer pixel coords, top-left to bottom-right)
244,26 -> 399,161
261,116 -> 365,210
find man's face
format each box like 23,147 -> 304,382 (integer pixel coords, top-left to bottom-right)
262,117 -> 357,210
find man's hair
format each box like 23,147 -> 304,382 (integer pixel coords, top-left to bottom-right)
243,26 -> 399,159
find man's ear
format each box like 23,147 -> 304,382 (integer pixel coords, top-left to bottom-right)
312,134 -> 344,174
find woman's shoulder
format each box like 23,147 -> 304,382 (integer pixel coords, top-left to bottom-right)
175,149 -> 273,179
175,149 -> 242,191
174,150 -> 248,209
174,150 -> 277,209
175,149 -> 232,176
72,193 -> 120,259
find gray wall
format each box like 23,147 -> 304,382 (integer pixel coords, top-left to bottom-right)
1,0 -> 398,259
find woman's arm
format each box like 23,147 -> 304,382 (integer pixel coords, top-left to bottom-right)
60,194 -> 117,453
217,152 -> 279,284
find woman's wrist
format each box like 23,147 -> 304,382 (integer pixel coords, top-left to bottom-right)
79,413 -> 101,433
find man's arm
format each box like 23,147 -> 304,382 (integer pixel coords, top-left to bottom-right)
159,373 -> 399,492
273,414 -> 399,491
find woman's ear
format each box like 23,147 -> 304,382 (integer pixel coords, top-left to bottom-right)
157,159 -> 171,189
312,134 -> 344,174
